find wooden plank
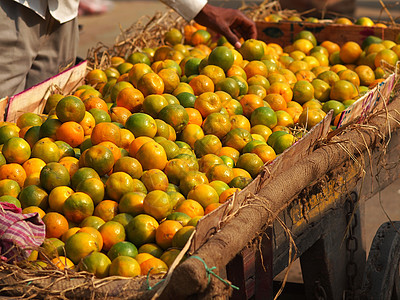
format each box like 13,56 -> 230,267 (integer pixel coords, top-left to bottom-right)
256,21 -> 399,47
5,61 -> 88,123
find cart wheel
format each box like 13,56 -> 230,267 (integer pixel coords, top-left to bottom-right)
360,221 -> 400,300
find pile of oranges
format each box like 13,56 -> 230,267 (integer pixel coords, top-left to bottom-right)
0,20 -> 399,279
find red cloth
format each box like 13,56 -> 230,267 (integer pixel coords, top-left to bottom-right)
0,202 -> 45,262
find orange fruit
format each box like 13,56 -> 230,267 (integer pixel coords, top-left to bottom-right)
179,171 -> 209,196
298,108 -> 327,130
179,124 -> 204,149
250,106 -> 277,128
55,96 -> 85,123
0,179 -> 20,198
0,124 -> 20,145
63,192 -> 94,223
18,184 -> 48,209
94,200 -> 119,222
251,143 -> 276,164
236,153 -> 263,178
175,199 -> 204,218
2,137 -> 31,164
115,87 -> 145,113
140,257 -> 168,275
118,192 -> 145,216
137,72 -> 164,97
81,145 -> 114,176
77,226 -> 104,251
98,141 -> 121,163
42,212 -> 69,239
194,134 -> 222,157
158,104 -> 189,133
59,156 -> 80,178
194,92 -> 222,118
223,128 -> 253,152
109,256 -> 141,277
98,221 -> 126,251
105,172 -> 134,202
239,94 -> 264,118
185,108 -> 203,126
65,232 -> 99,264
187,183 -> 219,208
113,157 -> 143,180
109,106 -> 132,126
202,113 -> 231,139
107,241 -> 138,261
264,94 -> 287,111
126,214 -> 159,246
239,39 -> 264,61
229,115 -> 251,131
206,163 -> 234,184
128,136 -> 153,158
143,190 -> 172,221
83,96 -> 108,112
21,206 -> 45,218
55,121 -> 85,148
86,69 -> 108,85
48,186 -> 74,213
219,187 -> 240,203
339,42 -> 362,64
172,226 -> 195,248
200,65 -> 226,85
80,215 -> 105,230
40,162 -> 70,191
198,154 -> 224,174
136,141 -> 168,171
51,256 -> 74,270
354,65 -> 375,86
31,138 -> 60,163
330,80 -> 358,101
155,220 -> 183,250
189,75 -> 214,96
16,112 -> 42,129
125,113 -> 157,138
164,159 -> 189,185
91,122 -> 121,147
80,251 -> 111,278
374,48 -> 398,68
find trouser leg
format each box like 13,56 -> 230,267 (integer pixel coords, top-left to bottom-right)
25,12 -> 79,90
0,1 -> 41,98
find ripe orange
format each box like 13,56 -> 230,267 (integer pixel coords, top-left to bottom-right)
194,92 -> 222,118
171,225 -> 195,248
219,187 -> 240,203
155,220 -> 183,250
126,214 -> 159,246
48,186 -> 74,213
94,200 -> 119,222
40,162 -> 71,191
109,256 -> 141,277
175,199 -> 204,218
136,141 -> 168,170
125,113 -> 157,138
187,183 -> 219,208
81,145 -> 114,176
55,96 -> 85,123
194,134 -> 222,157
339,42 -> 362,64
0,179 -> 20,198
98,221 -> 126,251
65,232 -> 99,264
118,192 -> 145,216
55,121 -> 85,148
31,138 -> 61,163
51,256 -> 74,270
2,137 -> 31,164
80,251 -> 111,278
80,215 -> 105,230
143,190 -> 172,221
42,212 -> 69,239
63,192 -> 94,223
158,104 -> 189,133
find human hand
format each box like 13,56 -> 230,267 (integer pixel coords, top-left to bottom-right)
194,4 -> 257,49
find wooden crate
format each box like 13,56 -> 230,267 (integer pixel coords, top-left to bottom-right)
5,61 -> 88,123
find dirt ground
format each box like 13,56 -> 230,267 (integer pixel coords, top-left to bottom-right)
77,0 -> 400,284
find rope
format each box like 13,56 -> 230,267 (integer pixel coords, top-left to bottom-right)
190,255 -> 239,290
146,268 -> 165,291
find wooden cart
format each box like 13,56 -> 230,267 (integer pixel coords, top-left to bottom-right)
1,20 -> 400,300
